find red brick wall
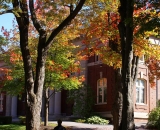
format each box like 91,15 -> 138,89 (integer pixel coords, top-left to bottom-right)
88,64 -> 115,112
88,55 -> 95,63
149,87 -> 156,111
87,61 -> 157,117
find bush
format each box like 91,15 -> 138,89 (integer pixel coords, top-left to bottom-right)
0,116 -> 12,124
67,84 -> 95,118
148,107 -> 160,129
86,116 -> 109,125
19,116 -> 26,125
147,100 -> 160,129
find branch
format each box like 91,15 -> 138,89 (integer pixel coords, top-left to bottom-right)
45,0 -> 86,48
0,9 -> 13,15
29,0 -> 45,34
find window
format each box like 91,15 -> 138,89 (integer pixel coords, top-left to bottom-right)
97,78 -> 107,104
139,55 -> 145,64
136,79 -> 146,104
95,54 -> 99,62
0,93 -> 3,112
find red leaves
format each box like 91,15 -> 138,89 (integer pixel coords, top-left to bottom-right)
10,52 -> 22,64
1,26 -> 10,38
0,68 -> 13,86
146,56 -> 160,88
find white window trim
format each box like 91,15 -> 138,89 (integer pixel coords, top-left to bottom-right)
139,55 -> 145,64
136,79 -> 146,104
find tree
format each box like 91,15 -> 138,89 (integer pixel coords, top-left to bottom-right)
1,36 -> 84,126
0,0 -> 86,129
80,0 -> 160,129
43,40 -> 84,126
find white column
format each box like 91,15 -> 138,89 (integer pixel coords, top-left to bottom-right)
54,92 -> 61,116
49,90 -> 54,115
5,95 -> 11,116
11,96 -> 17,118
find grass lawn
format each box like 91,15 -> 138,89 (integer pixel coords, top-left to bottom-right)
0,124 -> 25,130
0,123 -> 71,130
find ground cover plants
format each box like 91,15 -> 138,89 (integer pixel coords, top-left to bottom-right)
75,115 -> 109,125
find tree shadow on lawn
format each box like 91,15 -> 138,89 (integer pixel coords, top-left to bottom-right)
0,124 -> 25,130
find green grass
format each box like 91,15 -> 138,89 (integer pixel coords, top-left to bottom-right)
0,124 -> 25,130
0,123 -> 57,130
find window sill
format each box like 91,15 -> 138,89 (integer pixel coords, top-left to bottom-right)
135,103 -> 148,110
136,103 -> 146,105
95,103 -> 107,105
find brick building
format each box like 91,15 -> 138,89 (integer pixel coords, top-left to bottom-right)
0,37 -> 159,123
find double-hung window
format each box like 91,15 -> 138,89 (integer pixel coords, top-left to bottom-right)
136,79 -> 146,104
97,78 -> 107,104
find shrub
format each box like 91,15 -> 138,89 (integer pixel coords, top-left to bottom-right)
67,84 -> 95,118
148,107 -> 160,129
0,116 -> 12,124
147,100 -> 160,129
19,116 -> 26,125
86,116 -> 109,125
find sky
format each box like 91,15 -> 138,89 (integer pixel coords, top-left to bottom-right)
0,13 -> 15,35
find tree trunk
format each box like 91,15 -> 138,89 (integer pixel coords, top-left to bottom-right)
44,88 -> 49,126
11,0 -> 86,129
118,0 -> 136,129
112,69 -> 123,130
26,94 -> 42,130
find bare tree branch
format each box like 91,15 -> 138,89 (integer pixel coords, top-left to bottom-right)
0,9 -> 13,15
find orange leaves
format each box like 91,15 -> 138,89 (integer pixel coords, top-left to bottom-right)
78,75 -> 85,82
146,56 -> 160,88
10,52 -> 22,64
0,68 -> 13,84
78,55 -> 88,61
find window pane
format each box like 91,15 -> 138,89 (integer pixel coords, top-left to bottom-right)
140,88 -> 144,103
136,88 -> 140,103
136,79 -> 145,103
140,80 -> 145,88
103,87 -> 107,102
98,88 -> 102,103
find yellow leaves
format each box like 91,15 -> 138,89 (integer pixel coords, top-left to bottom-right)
99,47 -> 122,69
12,8 -> 22,17
48,60 -> 55,66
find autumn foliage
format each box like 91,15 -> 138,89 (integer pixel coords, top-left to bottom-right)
79,0 -> 160,87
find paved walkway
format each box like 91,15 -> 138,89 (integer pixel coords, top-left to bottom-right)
13,118 -> 149,130
50,121 -> 148,130
51,121 -> 113,130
